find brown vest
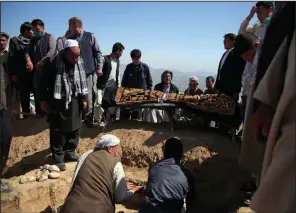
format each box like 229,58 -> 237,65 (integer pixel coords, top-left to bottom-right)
60,150 -> 118,213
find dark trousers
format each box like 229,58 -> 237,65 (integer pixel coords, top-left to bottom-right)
49,128 -> 80,163
19,86 -> 42,115
0,107 -> 12,176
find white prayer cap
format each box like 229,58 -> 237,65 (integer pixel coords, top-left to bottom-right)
190,76 -> 199,83
64,39 -> 79,48
95,134 -> 120,149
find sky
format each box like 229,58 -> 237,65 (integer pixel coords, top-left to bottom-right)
1,1 -> 257,73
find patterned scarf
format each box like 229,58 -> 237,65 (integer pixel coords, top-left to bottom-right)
54,50 -> 88,109
16,34 -> 30,46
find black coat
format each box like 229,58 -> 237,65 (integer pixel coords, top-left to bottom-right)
214,49 -> 246,96
184,88 -> 204,95
39,55 -> 87,132
8,36 -> 32,87
204,88 -> 217,95
0,52 -> 12,108
97,55 -> 120,89
121,62 -> 153,89
154,83 -> 179,94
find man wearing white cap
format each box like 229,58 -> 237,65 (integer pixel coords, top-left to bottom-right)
39,39 -> 88,171
184,76 -> 204,95
60,134 -> 144,213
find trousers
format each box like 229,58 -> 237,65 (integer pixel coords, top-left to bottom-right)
93,87 -> 118,122
84,73 -> 98,122
49,128 -> 80,163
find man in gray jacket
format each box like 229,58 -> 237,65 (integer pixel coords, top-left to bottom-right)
56,17 -> 104,128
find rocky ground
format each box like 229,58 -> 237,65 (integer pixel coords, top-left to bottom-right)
1,116 -> 252,213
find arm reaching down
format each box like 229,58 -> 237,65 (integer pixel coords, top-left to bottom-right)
113,162 -> 134,203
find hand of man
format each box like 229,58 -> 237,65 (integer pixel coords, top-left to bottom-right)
251,102 -> 274,143
247,6 -> 257,20
41,101 -> 49,113
96,70 -> 103,77
26,61 -> 34,71
127,181 -> 135,190
12,75 -> 17,82
83,102 -> 88,109
36,62 -> 43,72
131,186 -> 145,193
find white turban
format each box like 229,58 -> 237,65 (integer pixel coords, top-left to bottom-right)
190,76 -> 199,83
64,39 -> 79,48
95,134 -> 120,149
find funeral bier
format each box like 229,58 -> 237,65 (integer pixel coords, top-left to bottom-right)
115,87 -> 236,115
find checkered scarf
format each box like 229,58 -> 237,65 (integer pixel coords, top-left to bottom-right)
54,50 -> 88,109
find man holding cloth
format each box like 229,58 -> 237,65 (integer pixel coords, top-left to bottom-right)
39,39 -> 88,171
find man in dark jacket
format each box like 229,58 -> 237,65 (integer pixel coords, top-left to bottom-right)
139,138 -> 195,213
121,49 -> 153,120
204,76 -> 217,94
0,32 -> 13,193
56,17 -> 104,128
39,39 -> 88,171
8,22 -> 33,118
25,19 -> 56,116
121,49 -> 153,90
154,70 -> 179,94
94,42 -> 125,127
146,70 -> 179,123
214,33 -> 246,101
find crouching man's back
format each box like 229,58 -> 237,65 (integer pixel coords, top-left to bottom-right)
139,138 -> 195,213
60,149 -> 118,213
60,134 -> 144,213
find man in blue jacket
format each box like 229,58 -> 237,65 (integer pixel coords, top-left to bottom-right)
121,49 -> 153,120
121,49 -> 152,90
139,138 -> 195,213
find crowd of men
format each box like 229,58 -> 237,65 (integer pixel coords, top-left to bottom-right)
0,1 -> 295,213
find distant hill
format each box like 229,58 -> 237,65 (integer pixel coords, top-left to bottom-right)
119,64 -> 216,93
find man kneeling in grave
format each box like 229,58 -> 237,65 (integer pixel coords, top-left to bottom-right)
139,137 -> 195,213
59,134 -> 144,213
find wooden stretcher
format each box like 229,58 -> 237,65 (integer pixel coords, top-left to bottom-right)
114,87 -> 236,115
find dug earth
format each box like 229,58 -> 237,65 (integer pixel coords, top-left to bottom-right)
1,117 -> 251,213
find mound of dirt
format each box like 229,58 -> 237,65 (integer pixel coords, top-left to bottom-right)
1,117 -> 251,213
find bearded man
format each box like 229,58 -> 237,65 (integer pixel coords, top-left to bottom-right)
39,39 -> 88,171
